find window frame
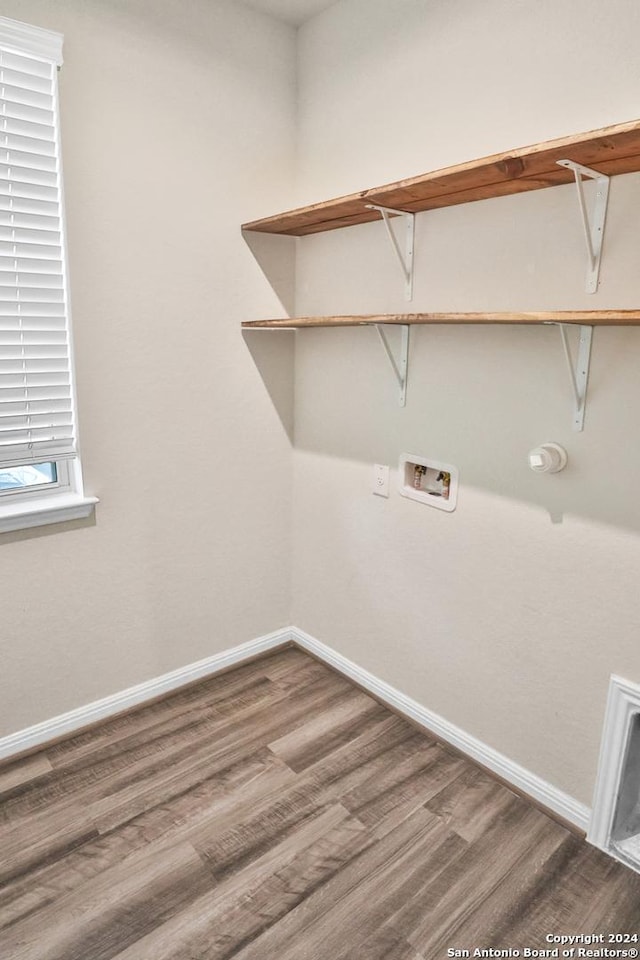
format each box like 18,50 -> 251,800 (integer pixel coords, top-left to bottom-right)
0,17 -> 97,534
0,459 -> 68,498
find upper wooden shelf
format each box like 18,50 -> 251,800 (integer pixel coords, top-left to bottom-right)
242,120 -> 640,237
242,311 -> 640,329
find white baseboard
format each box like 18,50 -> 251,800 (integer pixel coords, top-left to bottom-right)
0,623 -> 591,835
290,626 -> 591,833
0,628 -> 291,762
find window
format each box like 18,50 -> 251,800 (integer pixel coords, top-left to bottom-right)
0,17 -> 96,533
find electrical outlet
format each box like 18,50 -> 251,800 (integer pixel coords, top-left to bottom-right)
373,463 -> 390,498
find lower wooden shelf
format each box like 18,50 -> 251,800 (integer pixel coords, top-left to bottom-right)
242,311 -> 640,329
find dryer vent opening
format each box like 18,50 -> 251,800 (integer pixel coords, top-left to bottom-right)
590,677 -> 640,875
611,713 -> 640,869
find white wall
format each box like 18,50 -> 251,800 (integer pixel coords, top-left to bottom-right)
291,0 -> 640,805
0,0 -> 296,734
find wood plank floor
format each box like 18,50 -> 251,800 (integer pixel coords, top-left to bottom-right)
1,646 -> 639,959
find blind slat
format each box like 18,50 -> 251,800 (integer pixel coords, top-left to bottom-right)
0,385 -> 71,397
0,256 -> 62,270
0,339 -> 67,351
0,300 -> 63,315
0,98 -> 54,126
0,51 -> 53,79
0,131 -> 55,157
0,417 -> 71,433
0,397 -> 70,413
0,81 -> 53,110
0,66 -> 52,95
0,148 -> 56,172
0,242 -> 63,258
0,114 -> 55,142
0,179 -> 58,201
0,229 -> 61,246
0,270 -> 63,284
0,218 -> 61,233
0,163 -> 58,187
0,321 -> 67,333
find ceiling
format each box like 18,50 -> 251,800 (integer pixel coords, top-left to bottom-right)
240,0 -> 339,27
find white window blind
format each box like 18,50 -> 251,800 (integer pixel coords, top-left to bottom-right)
0,32 -> 76,468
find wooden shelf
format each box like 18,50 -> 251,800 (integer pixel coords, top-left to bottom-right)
242,311 -> 640,329
242,120 -> 640,237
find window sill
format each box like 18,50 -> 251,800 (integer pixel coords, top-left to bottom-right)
0,493 -> 98,534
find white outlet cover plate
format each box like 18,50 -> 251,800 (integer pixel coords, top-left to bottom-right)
399,453 -> 459,512
373,463 -> 390,498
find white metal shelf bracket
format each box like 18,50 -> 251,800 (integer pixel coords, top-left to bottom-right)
550,323 -> 594,431
556,159 -> 610,294
375,323 -> 410,406
365,204 -> 415,301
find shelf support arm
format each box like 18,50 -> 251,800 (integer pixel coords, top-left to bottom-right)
551,323 -> 594,431
375,323 -> 410,406
365,204 -> 415,301
556,159 -> 610,294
